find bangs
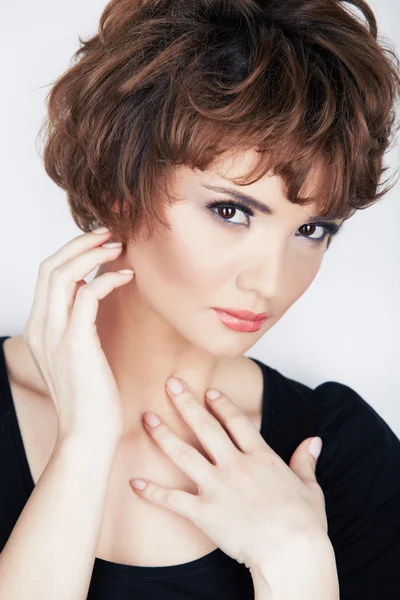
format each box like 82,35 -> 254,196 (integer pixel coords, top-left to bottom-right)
39,0 -> 400,243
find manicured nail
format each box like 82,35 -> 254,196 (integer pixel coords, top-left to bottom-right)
131,479 -> 147,490
308,437 -> 323,460
144,412 -> 161,427
118,269 -> 134,275
166,377 -> 184,394
206,389 -> 220,401
102,242 -> 122,248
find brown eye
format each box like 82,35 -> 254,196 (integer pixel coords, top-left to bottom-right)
214,204 -> 248,226
217,206 -> 236,220
299,224 -> 317,237
206,199 -> 252,227
297,222 -> 333,245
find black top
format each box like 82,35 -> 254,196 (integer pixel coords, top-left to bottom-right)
0,335 -> 399,599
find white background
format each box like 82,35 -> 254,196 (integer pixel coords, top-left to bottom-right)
1,1 -> 399,436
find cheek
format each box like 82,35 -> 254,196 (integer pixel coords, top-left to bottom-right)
283,254 -> 323,308
130,210 -> 230,302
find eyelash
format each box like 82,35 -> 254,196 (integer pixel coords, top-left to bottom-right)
205,198 -> 342,244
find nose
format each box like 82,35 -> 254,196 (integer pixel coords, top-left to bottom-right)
238,245 -> 286,300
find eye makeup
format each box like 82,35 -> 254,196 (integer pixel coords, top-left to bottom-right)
205,197 -> 343,245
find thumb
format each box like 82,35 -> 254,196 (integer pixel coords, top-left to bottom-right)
288,436 -> 323,484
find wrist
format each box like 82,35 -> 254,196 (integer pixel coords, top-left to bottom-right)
251,535 -> 339,600
55,431 -> 119,462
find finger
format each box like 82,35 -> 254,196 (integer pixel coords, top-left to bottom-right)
24,229 -> 113,346
205,391 -> 265,454
45,242 -> 126,342
143,415 -> 216,492
165,379 -> 237,466
68,270 -> 134,333
130,478 -> 199,523
26,229 -> 113,331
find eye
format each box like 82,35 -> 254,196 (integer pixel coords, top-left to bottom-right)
296,222 -> 341,245
205,197 -> 342,244
205,198 -> 253,227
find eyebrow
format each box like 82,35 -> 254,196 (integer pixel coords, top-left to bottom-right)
201,184 -> 338,223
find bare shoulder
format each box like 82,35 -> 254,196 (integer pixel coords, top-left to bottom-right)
3,336 -> 265,426
2,336 -> 58,484
3,335 -> 48,397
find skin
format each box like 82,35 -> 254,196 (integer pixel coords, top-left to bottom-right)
1,147 -> 340,595
93,148 -> 338,439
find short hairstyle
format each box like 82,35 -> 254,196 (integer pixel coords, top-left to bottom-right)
39,0 -> 400,247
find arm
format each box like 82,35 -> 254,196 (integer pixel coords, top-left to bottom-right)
250,565 -> 273,600
250,536 -> 340,600
0,434 -> 118,600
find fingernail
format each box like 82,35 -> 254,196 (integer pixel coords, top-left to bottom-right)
118,269 -> 135,275
205,389 -> 220,400
102,242 -> 122,248
166,377 -> 184,394
131,479 -> 147,490
144,412 -> 161,427
92,226 -> 110,234
308,437 -> 323,460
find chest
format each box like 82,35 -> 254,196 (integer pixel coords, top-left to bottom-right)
9,373 -> 263,568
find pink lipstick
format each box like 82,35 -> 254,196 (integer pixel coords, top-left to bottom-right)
213,308 -> 271,332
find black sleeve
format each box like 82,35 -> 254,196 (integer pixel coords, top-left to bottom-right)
312,381 -> 400,600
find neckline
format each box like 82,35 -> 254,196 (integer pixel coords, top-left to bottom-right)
0,335 -> 273,578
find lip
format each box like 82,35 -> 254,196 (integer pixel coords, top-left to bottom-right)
213,307 -> 271,321
213,309 -> 271,333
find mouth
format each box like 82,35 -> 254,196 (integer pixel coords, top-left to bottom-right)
213,307 -> 271,321
212,308 -> 271,333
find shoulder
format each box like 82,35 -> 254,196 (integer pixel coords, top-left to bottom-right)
2,335 -> 48,398
248,361 -> 400,517
268,367 -> 400,483
0,336 -> 54,435
312,380 -> 400,487
263,367 -> 400,592
311,379 -> 400,514
251,361 -> 398,452
312,380 -> 400,591
2,336 -> 29,386
312,379 -> 391,431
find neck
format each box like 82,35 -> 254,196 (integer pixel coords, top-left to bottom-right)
94,266 -> 224,439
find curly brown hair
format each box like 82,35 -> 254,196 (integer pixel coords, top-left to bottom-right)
38,0 -> 400,248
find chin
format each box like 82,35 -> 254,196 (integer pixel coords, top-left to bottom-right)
168,309 -> 263,358
198,328 -> 259,359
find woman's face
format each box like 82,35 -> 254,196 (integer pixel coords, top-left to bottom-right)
125,149 -> 340,357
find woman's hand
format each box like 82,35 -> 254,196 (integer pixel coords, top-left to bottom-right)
129,376 -> 329,577
22,227 -> 134,443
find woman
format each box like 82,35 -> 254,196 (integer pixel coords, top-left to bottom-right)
0,0 -> 399,598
